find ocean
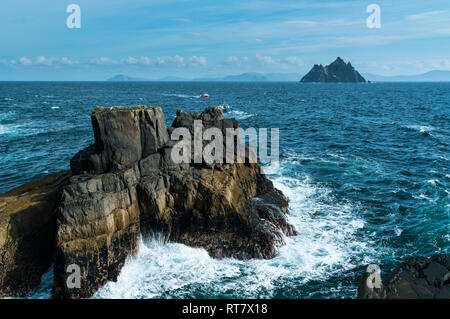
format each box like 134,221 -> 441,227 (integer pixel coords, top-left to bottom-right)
0,81 -> 449,299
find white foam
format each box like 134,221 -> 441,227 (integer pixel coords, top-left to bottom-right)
0,111 -> 15,121
227,110 -> 255,120
94,158 -> 374,299
161,93 -> 200,99
408,125 -> 435,133
0,124 -> 14,136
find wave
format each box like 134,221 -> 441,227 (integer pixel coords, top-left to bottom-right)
405,125 -> 435,134
161,93 -> 201,99
0,111 -> 15,122
0,124 -> 19,136
227,110 -> 255,120
93,158 -> 375,299
0,123 -> 40,137
26,267 -> 53,299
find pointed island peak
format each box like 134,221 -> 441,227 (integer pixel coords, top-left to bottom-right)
301,57 -> 366,83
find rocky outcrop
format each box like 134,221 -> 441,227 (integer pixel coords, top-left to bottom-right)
1,104 -> 297,299
301,57 -> 366,83
358,254 -> 450,299
0,171 -> 70,297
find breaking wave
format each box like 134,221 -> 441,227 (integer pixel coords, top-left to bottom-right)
93,158 -> 374,299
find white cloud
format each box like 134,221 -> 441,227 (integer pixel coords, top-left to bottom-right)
35,56 -> 51,65
139,56 -> 153,66
188,56 -> 207,67
124,56 -> 139,64
279,56 -> 303,67
256,54 -> 275,65
225,56 -> 241,66
32,56 -> 77,66
156,55 -> 185,67
60,57 -> 74,65
406,11 -> 446,20
19,57 -> 32,66
89,57 -> 116,65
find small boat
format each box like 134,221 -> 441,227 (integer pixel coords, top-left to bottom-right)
200,93 -> 210,98
220,103 -> 232,113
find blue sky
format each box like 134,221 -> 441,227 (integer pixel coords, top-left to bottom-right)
1,0 -> 449,80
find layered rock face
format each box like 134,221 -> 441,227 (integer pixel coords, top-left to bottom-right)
301,57 -> 366,83
50,105 -> 295,298
358,254 -> 450,299
0,171 -> 70,297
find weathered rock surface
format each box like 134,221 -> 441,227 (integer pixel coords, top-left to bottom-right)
48,105 -> 295,298
0,105 -> 294,298
301,57 -> 366,83
358,254 -> 450,299
0,171 -> 70,297
70,105 -> 168,174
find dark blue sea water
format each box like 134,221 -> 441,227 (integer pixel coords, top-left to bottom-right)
1,82 -> 449,299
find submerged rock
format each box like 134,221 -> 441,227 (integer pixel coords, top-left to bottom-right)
358,254 -> 450,299
1,105 -> 295,299
301,57 -> 366,83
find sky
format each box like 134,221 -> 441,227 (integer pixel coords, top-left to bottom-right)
0,0 -> 449,80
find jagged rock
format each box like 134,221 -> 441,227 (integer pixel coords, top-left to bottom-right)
0,171 -> 70,297
0,105 -> 295,298
301,57 -> 366,83
358,254 -> 450,299
71,105 -> 168,174
50,105 -> 295,298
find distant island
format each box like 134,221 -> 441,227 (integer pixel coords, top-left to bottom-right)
107,72 -> 300,82
363,70 -> 450,82
107,74 -> 147,82
301,57 -> 366,83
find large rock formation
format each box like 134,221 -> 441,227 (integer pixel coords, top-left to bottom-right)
1,105 -> 295,299
358,254 -> 450,299
0,171 -> 70,297
300,57 -> 366,83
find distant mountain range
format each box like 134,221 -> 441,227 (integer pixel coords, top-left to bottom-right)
107,72 -> 300,82
107,70 -> 450,83
363,70 -> 450,82
107,74 -> 148,82
194,72 -> 300,82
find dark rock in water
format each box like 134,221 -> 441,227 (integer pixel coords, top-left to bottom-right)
358,254 -> 450,299
0,171 -> 70,297
54,105 -> 295,298
0,105 -> 295,298
301,57 -> 366,83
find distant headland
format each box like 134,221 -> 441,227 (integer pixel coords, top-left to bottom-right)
301,57 -> 366,83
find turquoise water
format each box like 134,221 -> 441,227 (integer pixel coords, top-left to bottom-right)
0,82 -> 449,298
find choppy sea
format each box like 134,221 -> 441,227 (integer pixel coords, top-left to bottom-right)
0,81 -> 448,299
